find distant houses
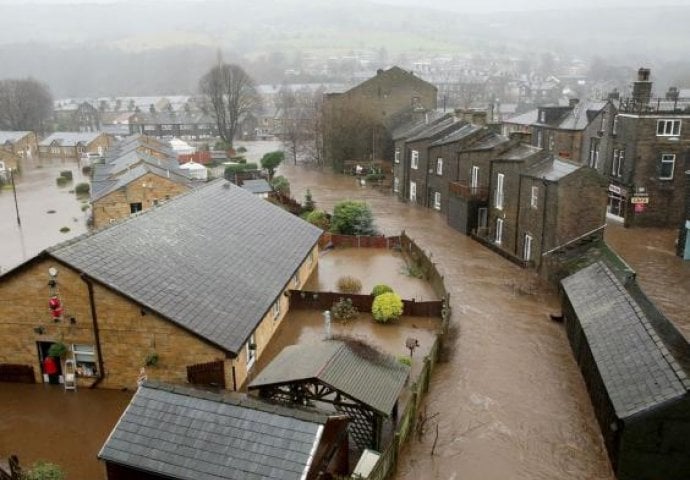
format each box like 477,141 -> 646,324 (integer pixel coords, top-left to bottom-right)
38,131 -> 112,160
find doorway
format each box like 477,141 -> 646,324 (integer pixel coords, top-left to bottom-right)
37,341 -> 63,385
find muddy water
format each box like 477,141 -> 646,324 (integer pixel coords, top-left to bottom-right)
0,156 -> 89,274
279,163 -> 614,480
0,383 -> 132,479
304,248 -> 439,301
605,223 -> 690,340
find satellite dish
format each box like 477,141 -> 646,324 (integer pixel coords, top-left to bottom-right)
48,267 -> 58,278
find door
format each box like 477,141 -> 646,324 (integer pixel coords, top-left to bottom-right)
477,207 -> 488,228
37,341 -> 62,385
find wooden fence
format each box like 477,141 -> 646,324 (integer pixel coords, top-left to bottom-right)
289,291 -> 443,318
186,360 -> 225,389
0,364 -> 35,384
399,232 -> 449,300
319,233 -> 401,250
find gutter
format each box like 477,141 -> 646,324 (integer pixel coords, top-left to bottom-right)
81,273 -> 106,389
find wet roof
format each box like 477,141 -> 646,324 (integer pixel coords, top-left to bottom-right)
522,156 -> 581,181
504,109 -> 538,126
429,123 -> 481,147
495,144 -> 542,161
391,112 -> 447,141
242,179 -> 273,194
99,382 -> 327,480
557,101 -> 607,130
39,131 -> 104,147
91,162 -> 191,202
249,340 -> 409,416
561,262 -> 690,419
0,131 -> 32,144
406,117 -> 461,143
462,132 -> 509,151
50,180 -> 322,354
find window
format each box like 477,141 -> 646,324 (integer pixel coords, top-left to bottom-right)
536,130 -> 543,148
612,115 -> 618,135
548,132 -> 554,152
436,157 -> 443,175
72,344 -> 97,377
539,111 -> 546,123
394,149 -> 400,163
495,173 -> 504,210
495,218 -> 503,245
600,112 -> 607,132
588,139 -> 600,169
530,186 -> 538,209
523,234 -> 533,261
660,154 -> 675,180
612,149 -> 625,177
130,202 -> 142,214
411,150 -> 419,169
393,176 -> 400,193
433,192 -> 441,210
409,181 -> 417,202
246,334 -> 256,369
657,119 -> 681,137
272,299 -> 281,320
471,166 -> 479,189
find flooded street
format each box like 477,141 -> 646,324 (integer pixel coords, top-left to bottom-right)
605,223 -> 690,339
0,156 -> 89,274
279,162 -> 614,480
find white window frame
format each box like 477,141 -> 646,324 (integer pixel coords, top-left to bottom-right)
246,334 -> 256,369
394,148 -> 400,163
471,166 -> 479,189
393,176 -> 399,193
523,234 -> 533,261
589,139 -> 599,169
612,115 -> 618,135
539,111 -> 546,123
657,119 -> 681,137
530,186 -> 538,209
536,130 -> 543,148
660,153 -> 676,180
495,173 -> 504,210
495,218 -> 504,245
433,192 -> 441,210
617,149 -> 624,177
411,150 -> 419,169
436,157 -> 443,175
600,112 -> 607,132
409,181 -> 417,202
272,299 -> 281,320
72,344 -> 97,377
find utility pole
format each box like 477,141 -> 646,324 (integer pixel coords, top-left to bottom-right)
9,168 -> 21,226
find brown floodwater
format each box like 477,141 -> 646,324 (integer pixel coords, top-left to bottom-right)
0,383 -> 132,479
0,156 -> 89,274
605,223 -> 690,339
278,162 -> 615,480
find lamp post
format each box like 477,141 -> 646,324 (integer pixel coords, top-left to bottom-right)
9,168 -> 21,226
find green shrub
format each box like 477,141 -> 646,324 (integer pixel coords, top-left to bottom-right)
337,275 -> 362,294
331,298 -> 358,321
304,189 -> 315,212
306,210 -> 330,230
24,461 -> 65,480
330,201 -> 377,236
214,139 -> 232,151
260,150 -> 284,177
402,262 -> 424,279
271,175 -> 290,195
398,356 -> 412,367
81,165 -> 92,175
47,342 -> 67,357
59,226 -> 70,233
75,182 -> 90,195
236,146 -> 247,153
59,170 -> 73,180
55,176 -> 68,187
244,162 -> 258,170
224,164 -> 245,178
372,292 -> 403,323
365,173 -> 385,182
81,204 -> 89,212
371,284 -> 393,297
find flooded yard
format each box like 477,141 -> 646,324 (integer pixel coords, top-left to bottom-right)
304,248 -> 439,301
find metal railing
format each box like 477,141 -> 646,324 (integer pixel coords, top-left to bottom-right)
449,182 -> 489,201
618,97 -> 690,115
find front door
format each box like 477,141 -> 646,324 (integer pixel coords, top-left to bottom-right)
409,181 -> 417,203
477,207 -> 488,229
37,341 -> 62,385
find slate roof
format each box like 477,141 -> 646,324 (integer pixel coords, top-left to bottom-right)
406,117 -> 460,143
49,180 -> 322,354
39,131 -> 104,147
460,132 -> 509,151
556,101 -> 607,130
429,123 -> 481,147
249,340 -> 409,416
391,112 -> 448,141
242,179 -> 273,195
504,109 -> 538,126
90,162 -> 192,202
0,131 -> 32,144
495,144 -> 542,161
99,382 -> 328,480
522,156 -> 581,181
561,262 -> 690,418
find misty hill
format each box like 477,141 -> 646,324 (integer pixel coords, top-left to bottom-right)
0,0 -> 688,96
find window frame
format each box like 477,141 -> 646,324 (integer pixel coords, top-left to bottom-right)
530,186 -> 538,209
659,153 -> 676,180
393,176 -> 399,193
409,181 -> 417,202
72,344 -> 97,377
495,218 -> 503,245
433,192 -> 441,210
656,119 -> 681,137
495,173 -> 504,210
394,148 -> 400,164
436,157 -> 443,175
272,299 -> 281,320
246,333 -> 256,369
411,150 -> 419,170
471,166 -> 479,189
523,234 -> 533,261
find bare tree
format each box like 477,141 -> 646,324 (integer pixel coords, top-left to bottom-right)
276,87 -> 313,165
0,78 -> 53,134
199,63 -> 259,146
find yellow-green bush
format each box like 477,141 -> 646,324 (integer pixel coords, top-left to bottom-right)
372,292 -> 403,323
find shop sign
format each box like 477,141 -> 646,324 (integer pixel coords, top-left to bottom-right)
634,203 -> 646,213
631,196 -> 649,204
608,184 -> 628,196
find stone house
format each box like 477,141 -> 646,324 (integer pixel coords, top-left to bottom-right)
678,170 -> 690,260
38,131 -> 112,160
128,111 -> 217,139
99,382 -> 350,480
0,131 -> 39,159
561,262 -> 690,480
105,134 -> 175,161
486,149 -> 607,267
53,101 -> 101,132
0,180 -> 321,391
606,68 -> 690,227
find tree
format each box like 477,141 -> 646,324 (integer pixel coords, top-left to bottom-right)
260,151 -> 284,179
199,63 -> 259,146
330,201 -> 377,236
0,78 -> 53,134
271,175 -> 290,195
276,87 -> 310,165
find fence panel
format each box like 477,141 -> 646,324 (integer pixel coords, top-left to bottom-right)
0,364 -> 35,384
290,291 -> 443,319
186,360 -> 225,389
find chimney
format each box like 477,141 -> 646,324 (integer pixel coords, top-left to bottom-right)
632,67 -> 652,104
608,88 -> 620,101
569,98 -> 580,108
376,68 -> 384,76
666,87 -> 679,101
509,131 -> 531,144
471,111 -> 487,126
454,108 -> 486,125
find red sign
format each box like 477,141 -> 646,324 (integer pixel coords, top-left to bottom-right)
634,203 -> 646,213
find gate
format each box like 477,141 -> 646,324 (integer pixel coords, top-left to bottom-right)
0,364 -> 35,384
186,360 -> 225,389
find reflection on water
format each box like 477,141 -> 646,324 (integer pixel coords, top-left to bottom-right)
0,156 -> 89,273
279,162 -> 614,480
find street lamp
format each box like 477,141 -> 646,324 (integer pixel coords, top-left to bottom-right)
9,168 -> 21,226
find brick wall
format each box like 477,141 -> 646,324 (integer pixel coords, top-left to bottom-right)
92,172 -> 190,228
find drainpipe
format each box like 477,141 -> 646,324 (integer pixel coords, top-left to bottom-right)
515,173 -> 523,256
81,273 -> 106,388
539,180 -> 550,268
